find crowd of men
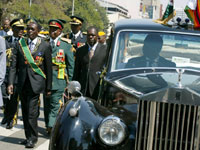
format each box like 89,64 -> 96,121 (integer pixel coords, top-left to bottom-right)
0,16 -> 108,148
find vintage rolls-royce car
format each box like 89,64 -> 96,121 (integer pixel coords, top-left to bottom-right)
49,19 -> 200,150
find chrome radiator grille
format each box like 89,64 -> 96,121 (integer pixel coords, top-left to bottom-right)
135,101 -> 200,150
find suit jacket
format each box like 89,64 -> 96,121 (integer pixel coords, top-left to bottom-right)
73,43 -> 107,97
0,37 -> 6,106
8,37 -> 52,94
126,55 -> 176,68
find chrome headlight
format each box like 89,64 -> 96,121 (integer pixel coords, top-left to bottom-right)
98,116 -> 126,146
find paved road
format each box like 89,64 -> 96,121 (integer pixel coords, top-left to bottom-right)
0,95 -> 50,150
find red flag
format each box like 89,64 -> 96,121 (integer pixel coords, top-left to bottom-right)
185,0 -> 200,28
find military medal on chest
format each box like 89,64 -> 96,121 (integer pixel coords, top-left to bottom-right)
34,52 -> 44,65
56,49 -> 65,63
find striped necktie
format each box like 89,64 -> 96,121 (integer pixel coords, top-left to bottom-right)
89,49 -> 94,60
51,40 -> 55,48
29,41 -> 34,52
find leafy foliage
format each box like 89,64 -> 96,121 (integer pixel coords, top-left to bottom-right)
0,0 -> 109,32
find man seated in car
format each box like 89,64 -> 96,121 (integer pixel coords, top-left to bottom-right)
126,34 -> 176,68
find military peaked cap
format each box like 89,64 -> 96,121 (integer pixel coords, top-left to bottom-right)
69,16 -> 84,25
48,19 -> 66,29
10,18 -> 25,27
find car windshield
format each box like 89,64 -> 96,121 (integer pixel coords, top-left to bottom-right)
112,31 -> 200,71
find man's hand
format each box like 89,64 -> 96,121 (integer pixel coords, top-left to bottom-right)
46,90 -> 51,97
7,85 -> 14,95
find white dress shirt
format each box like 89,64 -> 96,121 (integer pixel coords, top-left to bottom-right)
72,30 -> 81,40
28,37 -> 38,52
12,36 -> 19,43
88,42 -> 98,52
50,34 -> 62,48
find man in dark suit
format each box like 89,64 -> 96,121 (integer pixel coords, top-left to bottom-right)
73,26 -> 107,100
68,16 -> 87,50
126,34 -> 176,68
8,20 -> 52,148
1,18 -> 25,129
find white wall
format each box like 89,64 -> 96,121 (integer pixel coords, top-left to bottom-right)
106,0 -> 142,19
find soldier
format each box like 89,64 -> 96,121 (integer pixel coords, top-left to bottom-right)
8,20 -> 52,148
68,16 -> 87,51
0,18 -> 13,36
1,19 -> 25,129
44,19 -> 74,134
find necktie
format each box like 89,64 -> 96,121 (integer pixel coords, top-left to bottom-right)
51,41 -> 55,48
14,38 -> 18,42
29,41 -> 34,52
72,35 -> 76,42
89,49 -> 94,60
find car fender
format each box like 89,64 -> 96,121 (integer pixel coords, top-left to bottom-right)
50,96 -> 112,150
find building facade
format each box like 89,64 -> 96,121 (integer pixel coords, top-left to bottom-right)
140,0 -> 162,19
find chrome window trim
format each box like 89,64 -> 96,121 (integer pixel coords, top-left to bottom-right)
111,29 -> 200,72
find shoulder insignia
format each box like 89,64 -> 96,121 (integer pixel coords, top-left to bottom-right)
71,46 -> 76,53
63,33 -> 70,39
60,37 -> 71,43
82,31 -> 87,35
6,48 -> 12,59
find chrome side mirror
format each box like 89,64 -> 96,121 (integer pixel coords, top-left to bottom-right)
67,81 -> 82,97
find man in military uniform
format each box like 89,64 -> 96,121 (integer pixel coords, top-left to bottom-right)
44,19 -> 74,134
68,16 -> 87,51
1,19 -> 25,129
8,20 -> 52,148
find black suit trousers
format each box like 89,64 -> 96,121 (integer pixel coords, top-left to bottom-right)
20,77 -> 40,142
1,81 -> 9,108
5,84 -> 18,121
1,80 -> 18,121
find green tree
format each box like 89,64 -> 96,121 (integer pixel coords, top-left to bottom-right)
68,0 -> 109,32
0,0 -> 109,32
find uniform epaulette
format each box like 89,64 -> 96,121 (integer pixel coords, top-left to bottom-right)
60,37 -> 71,43
6,48 -> 12,59
82,31 -> 87,35
62,33 -> 70,39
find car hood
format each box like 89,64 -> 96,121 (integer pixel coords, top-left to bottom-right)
111,71 -> 200,105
